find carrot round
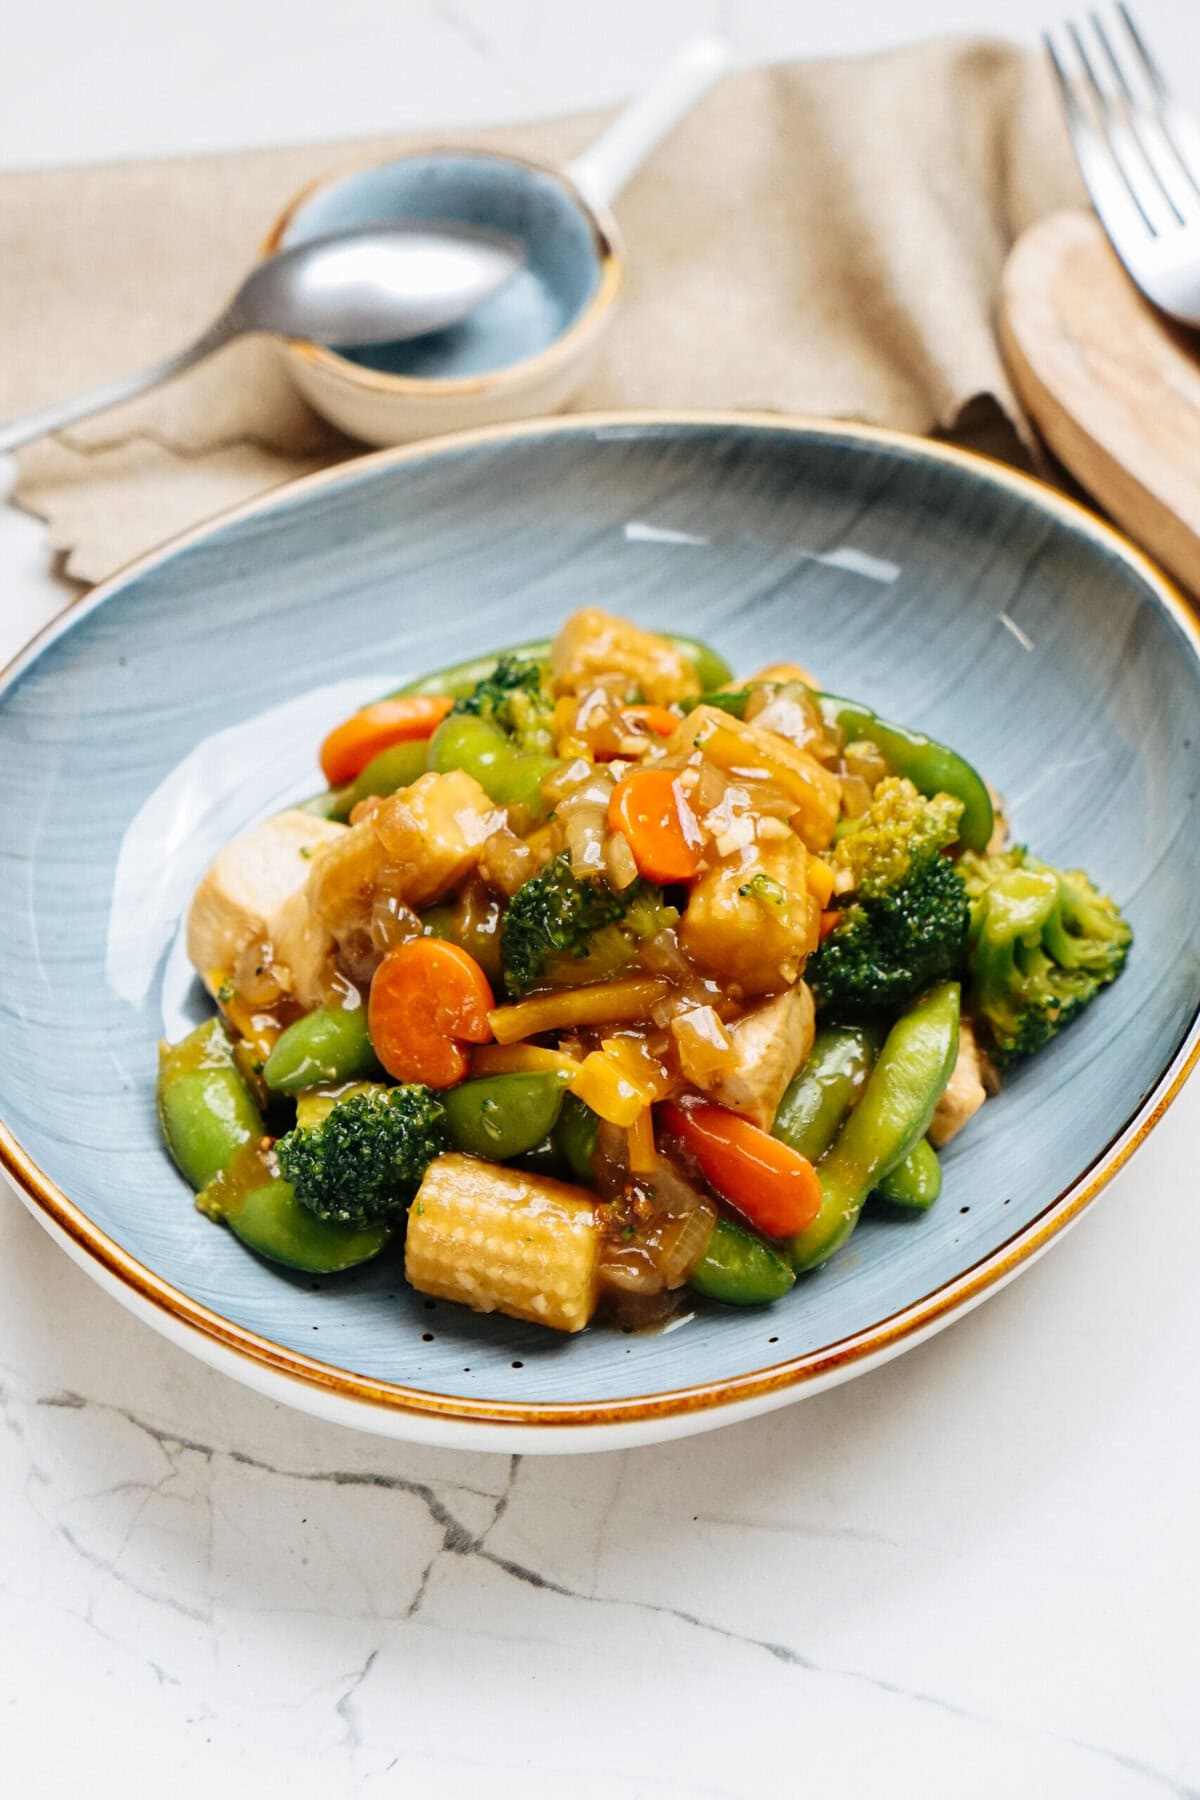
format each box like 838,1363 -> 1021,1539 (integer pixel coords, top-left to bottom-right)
368,939 -> 495,1088
620,704 -> 679,740
661,1097 -> 821,1238
608,768 -> 700,884
819,908 -> 841,943
319,695 -> 454,787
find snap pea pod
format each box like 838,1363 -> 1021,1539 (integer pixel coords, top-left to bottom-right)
389,641 -> 552,701
263,1003 -> 381,1095
197,1145 -> 390,1273
773,1024 -> 880,1164
335,739 -> 429,818
687,1217 -> 795,1306
679,687 -> 753,719
388,633 -> 733,701
157,1018 -> 264,1191
421,893 -> 504,985
296,788 -> 348,820
874,1137 -> 942,1212
426,712 -> 558,819
817,693 -> 993,853
554,1094 -> 600,1183
788,981 -> 960,1272
442,1071 -> 570,1162
513,1135 -> 572,1178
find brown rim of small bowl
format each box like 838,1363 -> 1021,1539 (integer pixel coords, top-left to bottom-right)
2,411 -> 1199,1433
260,144 -> 625,400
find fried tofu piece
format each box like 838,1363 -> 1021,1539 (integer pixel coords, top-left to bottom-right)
679,833 -> 820,996
549,607 -> 701,706
186,809 -> 345,997
678,984 -> 816,1130
371,770 -> 501,908
929,1019 -> 987,1147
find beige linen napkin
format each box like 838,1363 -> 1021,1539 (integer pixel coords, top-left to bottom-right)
1,35 -> 1083,584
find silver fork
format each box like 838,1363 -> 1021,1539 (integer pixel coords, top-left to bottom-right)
1045,4 -> 1200,323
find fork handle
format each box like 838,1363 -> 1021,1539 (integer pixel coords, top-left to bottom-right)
0,313 -> 242,454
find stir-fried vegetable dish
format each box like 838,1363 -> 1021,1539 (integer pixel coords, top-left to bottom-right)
158,609 -> 1132,1333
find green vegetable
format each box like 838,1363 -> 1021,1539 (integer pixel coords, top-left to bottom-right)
421,891 -> 505,985
817,693 -> 994,853
959,846 -> 1132,1065
773,1024 -> 879,1162
389,642 -> 552,701
500,852 -> 677,997
262,1004 -> 381,1095
388,633 -> 732,702
677,636 -> 734,693
276,1085 -> 447,1227
513,1135 -> 572,1177
334,739 -> 429,818
874,1137 -> 942,1211
807,778 -> 970,1017
554,1093 -> 600,1182
679,687 -> 753,719
442,1071 -> 570,1162
157,1018 -> 264,1191
294,1080 -> 389,1129
450,653 -> 555,753
295,788 -> 348,821
198,1147 -> 390,1273
427,711 -> 558,818
789,981 -> 960,1272
687,1217 -> 796,1306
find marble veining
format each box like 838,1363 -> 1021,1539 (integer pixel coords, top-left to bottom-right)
3,1113 -> 1199,1797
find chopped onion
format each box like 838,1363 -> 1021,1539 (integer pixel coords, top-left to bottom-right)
605,829 -> 640,890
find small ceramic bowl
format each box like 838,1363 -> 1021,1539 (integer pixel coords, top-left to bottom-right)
264,149 -> 624,445
262,38 -> 729,445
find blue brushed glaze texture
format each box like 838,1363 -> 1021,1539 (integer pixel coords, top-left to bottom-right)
1,421 -> 1198,1406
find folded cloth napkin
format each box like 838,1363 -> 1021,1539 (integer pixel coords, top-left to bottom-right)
1,34 -> 1083,584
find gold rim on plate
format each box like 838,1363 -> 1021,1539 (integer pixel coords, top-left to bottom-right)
2,410 -> 1198,1431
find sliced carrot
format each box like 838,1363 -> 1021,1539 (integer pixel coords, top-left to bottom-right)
368,938 -> 494,1088
608,768 -> 700,884
620,704 -> 679,739
319,695 -> 454,787
660,1098 -> 821,1237
818,908 -> 841,942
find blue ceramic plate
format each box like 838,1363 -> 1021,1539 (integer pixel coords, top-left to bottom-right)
2,415 -> 1198,1452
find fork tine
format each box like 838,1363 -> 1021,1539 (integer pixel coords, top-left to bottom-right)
1113,1 -> 1200,200
1090,9 -> 1192,223
1044,27 -> 1156,247
1059,19 -> 1173,235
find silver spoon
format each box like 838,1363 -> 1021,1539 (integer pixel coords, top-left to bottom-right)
0,220 -> 525,453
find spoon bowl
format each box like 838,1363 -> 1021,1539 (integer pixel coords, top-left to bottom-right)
236,220 -> 525,345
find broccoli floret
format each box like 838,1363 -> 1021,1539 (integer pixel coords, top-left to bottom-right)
276,1086 -> 447,1227
452,654 -> 554,753
500,852 -> 678,996
959,847 -> 1132,1065
807,777 -> 970,1016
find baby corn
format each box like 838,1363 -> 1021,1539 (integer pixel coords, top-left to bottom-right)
405,1154 -> 602,1333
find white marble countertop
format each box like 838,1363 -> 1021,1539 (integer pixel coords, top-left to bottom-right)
4,4 -> 1199,1795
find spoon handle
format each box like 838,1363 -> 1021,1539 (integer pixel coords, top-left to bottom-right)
565,35 -> 731,213
0,313 -> 241,454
